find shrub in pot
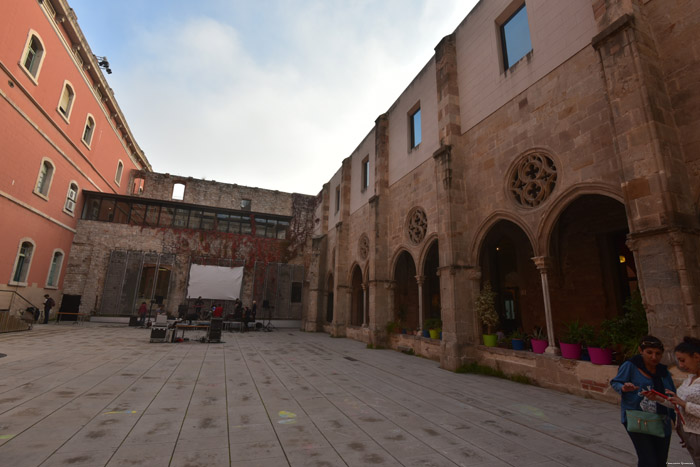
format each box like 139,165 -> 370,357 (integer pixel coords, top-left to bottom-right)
424,318 -> 442,340
475,282 -> 499,347
530,326 -> 548,354
509,330 -> 527,351
560,320 -> 594,360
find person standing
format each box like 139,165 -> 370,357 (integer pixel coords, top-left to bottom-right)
138,302 -> 148,327
42,294 -> 55,324
194,297 -> 204,319
667,337 -> 700,465
611,335 -> 676,467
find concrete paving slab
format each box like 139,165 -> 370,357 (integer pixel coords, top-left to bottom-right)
0,324 -> 695,466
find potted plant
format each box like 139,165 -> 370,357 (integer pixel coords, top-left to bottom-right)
475,282 -> 499,347
559,320 -> 594,360
424,318 -> 442,340
530,326 -> 548,354
385,321 -> 399,335
587,318 -> 620,365
508,330 -> 527,351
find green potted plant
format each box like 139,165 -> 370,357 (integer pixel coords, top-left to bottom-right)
530,326 -> 548,354
475,282 -> 499,347
559,320 -> 594,360
587,318 -> 621,365
424,318 -> 442,340
385,320 -> 399,335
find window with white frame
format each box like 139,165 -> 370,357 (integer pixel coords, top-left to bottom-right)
46,250 -> 64,287
64,182 -> 78,214
501,3 -> 532,70
57,81 -> 75,119
82,115 -> 95,146
115,160 -> 123,185
21,32 -> 45,80
11,240 -> 35,284
35,159 -> 54,198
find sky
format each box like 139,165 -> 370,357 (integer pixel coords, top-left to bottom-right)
69,0 -> 479,194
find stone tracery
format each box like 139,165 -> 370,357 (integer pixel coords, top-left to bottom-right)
407,208 -> 428,244
509,152 -> 557,208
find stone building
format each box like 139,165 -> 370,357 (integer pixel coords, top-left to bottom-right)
304,0 -> 700,399
0,0 -> 150,326
63,171 -> 316,320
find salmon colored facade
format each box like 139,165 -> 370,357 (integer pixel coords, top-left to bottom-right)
0,0 -> 150,317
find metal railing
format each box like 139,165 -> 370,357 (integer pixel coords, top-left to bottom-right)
0,290 -> 38,333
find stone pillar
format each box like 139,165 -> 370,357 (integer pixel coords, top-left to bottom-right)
361,283 -> 368,327
416,275 -> 425,330
532,256 -> 559,355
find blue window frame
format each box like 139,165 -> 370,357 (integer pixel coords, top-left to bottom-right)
501,4 -> 532,70
410,108 -> 421,148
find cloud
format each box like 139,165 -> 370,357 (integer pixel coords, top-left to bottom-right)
106,0 -> 478,194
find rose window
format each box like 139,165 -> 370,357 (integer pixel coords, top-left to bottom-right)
407,208 -> 428,244
509,152 -> 557,207
358,234 -> 369,260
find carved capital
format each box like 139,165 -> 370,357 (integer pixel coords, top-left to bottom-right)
531,256 -> 554,272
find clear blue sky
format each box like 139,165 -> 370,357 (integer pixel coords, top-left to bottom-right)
69,0 -> 479,194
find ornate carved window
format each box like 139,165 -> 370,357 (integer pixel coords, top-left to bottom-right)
358,234 -> 369,260
407,207 -> 427,244
509,151 -> 557,208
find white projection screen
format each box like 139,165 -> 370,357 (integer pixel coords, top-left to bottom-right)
186,264 -> 244,300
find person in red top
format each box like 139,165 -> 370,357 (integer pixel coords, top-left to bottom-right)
213,304 -> 224,318
138,302 -> 148,326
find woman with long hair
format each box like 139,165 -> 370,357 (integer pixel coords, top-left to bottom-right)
667,337 -> 700,465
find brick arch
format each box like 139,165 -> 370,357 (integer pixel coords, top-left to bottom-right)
470,211 -> 537,266
536,182 -> 624,256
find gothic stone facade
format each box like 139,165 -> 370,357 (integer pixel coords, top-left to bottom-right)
304,0 -> 700,400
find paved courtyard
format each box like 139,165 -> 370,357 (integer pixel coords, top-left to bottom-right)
0,324 -> 692,467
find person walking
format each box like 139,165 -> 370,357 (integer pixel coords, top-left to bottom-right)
138,302 -> 148,327
611,335 -> 676,467
667,337 -> 700,465
42,294 -> 55,324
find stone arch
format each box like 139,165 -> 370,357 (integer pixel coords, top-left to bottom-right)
325,273 -> 334,323
477,219 -> 542,335
471,211 -> 538,266
537,182 -> 624,255
350,264 -> 363,326
420,238 -> 441,323
392,249 -> 419,331
544,193 -> 633,334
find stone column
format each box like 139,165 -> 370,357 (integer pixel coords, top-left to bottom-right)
416,275 -> 425,330
532,256 -> 559,355
361,283 -> 368,327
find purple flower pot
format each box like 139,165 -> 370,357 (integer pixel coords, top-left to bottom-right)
560,342 -> 582,360
588,347 -> 613,365
531,338 -> 548,354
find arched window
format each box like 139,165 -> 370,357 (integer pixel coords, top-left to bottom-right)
64,182 -> 78,214
11,240 -> 35,285
172,183 -> 185,200
82,114 -> 95,146
46,250 -> 64,287
20,31 -> 45,81
35,158 -> 55,198
115,160 -> 124,185
57,81 -> 75,120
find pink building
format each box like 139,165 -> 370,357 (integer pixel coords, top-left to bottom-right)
0,0 -> 150,323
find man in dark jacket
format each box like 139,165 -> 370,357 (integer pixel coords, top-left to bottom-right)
43,294 -> 55,324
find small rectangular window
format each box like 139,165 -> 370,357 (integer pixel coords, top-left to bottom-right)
501,4 -> 532,70
361,157 -> 370,191
188,210 -> 202,229
276,220 -> 289,240
240,199 -> 251,211
335,186 -> 340,213
229,215 -> 242,234
173,208 -> 189,228
216,213 -> 229,232
159,206 -> 174,227
240,216 -> 252,235
410,108 -> 421,148
255,218 -> 267,237
201,211 -> 215,230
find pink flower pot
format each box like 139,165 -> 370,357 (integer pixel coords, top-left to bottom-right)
560,342 -> 582,360
588,347 -> 613,365
531,338 -> 548,354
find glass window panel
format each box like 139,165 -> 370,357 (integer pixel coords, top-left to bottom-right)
502,5 -> 532,69
98,198 -> 115,222
114,201 -> 130,224
47,252 -> 63,287
411,109 -> 421,147
154,267 -> 171,300
188,210 -> 202,229
201,211 -> 215,231
85,198 -> 101,220
159,206 -> 174,227
130,204 -> 146,225
277,220 -> 289,240
266,219 -> 277,238
173,208 -> 188,228
240,215 -> 251,235
229,215 -> 241,234
144,205 -> 160,226
216,213 -> 229,232
255,218 -> 267,237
